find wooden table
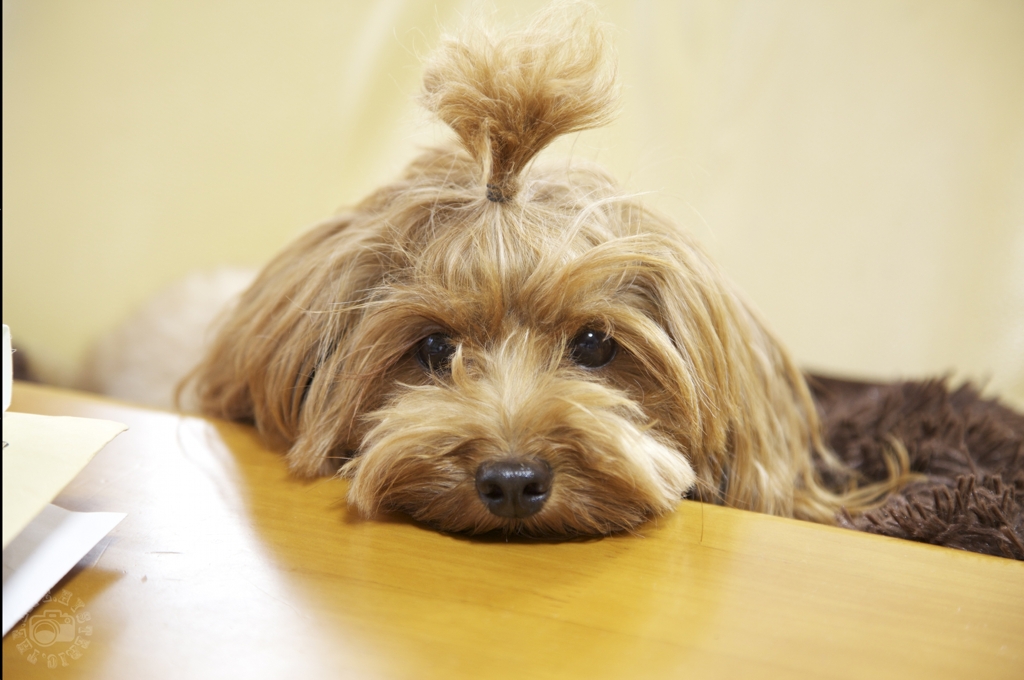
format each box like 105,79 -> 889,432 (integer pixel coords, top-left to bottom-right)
3,383 -> 1022,679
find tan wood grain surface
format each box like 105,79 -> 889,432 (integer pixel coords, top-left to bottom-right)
3,382 -> 1022,679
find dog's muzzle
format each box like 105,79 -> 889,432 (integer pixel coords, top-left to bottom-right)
475,459 -> 552,519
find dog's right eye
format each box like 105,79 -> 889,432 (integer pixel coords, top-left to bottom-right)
416,333 -> 457,374
569,329 -> 617,368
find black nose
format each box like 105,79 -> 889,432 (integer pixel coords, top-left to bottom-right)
475,459 -> 553,519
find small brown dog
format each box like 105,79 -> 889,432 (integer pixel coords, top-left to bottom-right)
192,6 -> 900,536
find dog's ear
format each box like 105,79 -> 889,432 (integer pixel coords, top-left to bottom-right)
607,205 -> 843,520
189,215 -> 395,475
421,3 -> 617,204
638,231 -> 909,521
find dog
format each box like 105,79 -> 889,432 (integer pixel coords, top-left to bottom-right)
188,5 -> 904,537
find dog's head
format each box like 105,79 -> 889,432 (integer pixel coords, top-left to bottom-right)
194,6 -> 838,536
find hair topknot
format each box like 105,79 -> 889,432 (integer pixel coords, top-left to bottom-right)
421,3 -> 618,203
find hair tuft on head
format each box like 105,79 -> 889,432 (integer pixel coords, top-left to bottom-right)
421,3 -> 618,203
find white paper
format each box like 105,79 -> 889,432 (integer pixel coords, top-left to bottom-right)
2,412 -> 127,548
2,504 -> 125,636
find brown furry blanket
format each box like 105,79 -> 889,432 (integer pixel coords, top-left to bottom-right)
808,374 -> 1024,560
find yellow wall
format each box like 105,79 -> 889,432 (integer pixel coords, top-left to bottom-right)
4,0 -> 1023,407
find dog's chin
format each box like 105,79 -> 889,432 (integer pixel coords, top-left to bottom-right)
339,379 -> 697,537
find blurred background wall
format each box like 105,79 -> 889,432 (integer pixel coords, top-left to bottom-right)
3,0 -> 1023,407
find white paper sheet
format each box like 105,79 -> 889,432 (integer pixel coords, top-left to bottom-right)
2,504 -> 125,635
2,411 -> 127,548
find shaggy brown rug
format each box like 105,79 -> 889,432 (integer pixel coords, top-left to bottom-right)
808,374 -> 1024,560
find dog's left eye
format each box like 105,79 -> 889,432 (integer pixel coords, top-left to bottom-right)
569,329 -> 617,368
416,333 -> 457,374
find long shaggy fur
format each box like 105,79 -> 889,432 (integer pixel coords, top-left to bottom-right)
190,4 -> 904,537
